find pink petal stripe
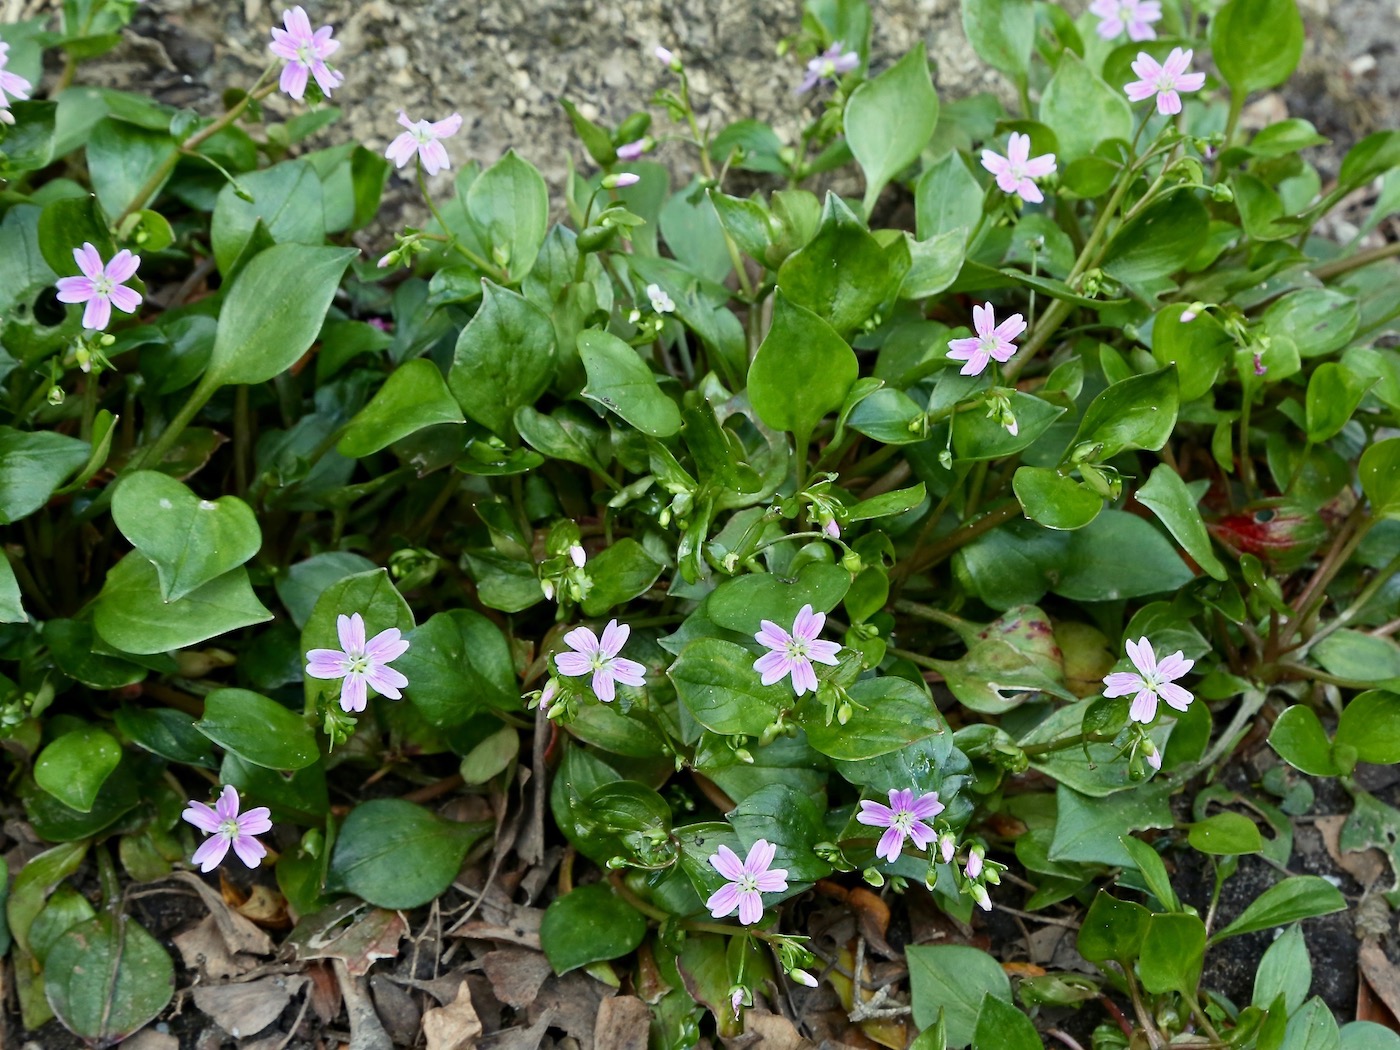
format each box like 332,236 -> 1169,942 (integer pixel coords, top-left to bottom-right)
562,625 -> 600,657
710,845 -> 745,881
182,800 -> 221,834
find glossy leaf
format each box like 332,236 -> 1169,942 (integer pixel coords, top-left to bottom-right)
578,328 -> 681,437
1137,912 -> 1206,996
465,149 -> 549,283
92,555 -> 272,656
338,359 -> 466,458
1334,690 -> 1400,767
34,727 -> 122,813
205,244 -> 358,388
450,281 -> 557,437
1039,52 -> 1133,165
1134,463 -> 1228,580
1211,876 -> 1347,942
907,943 -> 1011,1046
668,638 -> 792,736
1361,438 -> 1400,519
748,291 -> 858,445
1070,366 -> 1179,462
327,799 -> 492,909
1078,892 -> 1151,964
398,610 -> 518,727
0,427 -> 90,525
1305,362 -> 1372,443
111,471 -> 262,602
539,882 -> 647,975
194,688 -> 319,770
1013,466 -> 1103,530
1188,812 -> 1264,855
210,159 -> 326,277
777,193 -> 901,333
1269,705 -> 1341,777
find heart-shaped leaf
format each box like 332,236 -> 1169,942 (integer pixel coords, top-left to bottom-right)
194,688 -> 319,770
112,471 -> 261,602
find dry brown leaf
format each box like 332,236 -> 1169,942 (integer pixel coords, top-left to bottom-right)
736,1012 -> 816,1049
480,947 -> 553,1009
285,898 -> 408,977
593,995 -> 649,1050
173,915 -> 255,980
167,870 -> 275,956
1359,939 -> 1400,1024
423,980 -> 484,1050
236,883 -> 290,927
1316,815 -> 1387,888
334,957 -> 394,1050
527,971 -> 612,1049
847,888 -> 895,959
370,973 -> 423,1046
482,1011 -> 554,1050
191,974 -> 307,1041
306,960 -> 343,1023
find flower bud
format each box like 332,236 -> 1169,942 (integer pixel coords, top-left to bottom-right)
603,172 -> 640,188
791,969 -> 818,988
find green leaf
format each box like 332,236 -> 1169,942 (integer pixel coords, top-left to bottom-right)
44,914 -> 173,1043
111,471 -> 261,603
114,706 -> 216,768
1269,705 -> 1341,777
906,944 -> 1011,1046
1342,1022 -> 1400,1050
0,100 -> 58,174
669,638 -> 792,736
0,554 -> 25,623
728,783 -> 832,883
1188,812 -> 1264,855
7,841 -> 88,955
515,404 -> 611,475
1078,892 -> 1151,965
1070,366 -> 1179,462
1211,0 -> 1305,95
848,482 -> 927,521
36,194 -> 117,276
327,799 -> 492,909
275,551 -> 378,630
951,391 -> 1066,462
1314,630 -> 1400,685
398,610 -> 518,728
459,724 -> 519,785
1013,466 -> 1103,530
466,149 -> 549,283
1361,438 -> 1400,519
194,688 -> 319,771
777,193 -> 900,333
960,0 -> 1035,83
92,555 -> 272,656
210,160 -> 326,277
1049,783 -> 1173,866
204,244 -> 357,388
34,727 -> 122,813
1305,362 -> 1372,444
971,993 -> 1041,1050
802,676 -> 950,760
901,229 -> 967,299
1057,510 -> 1194,602
748,291 -> 858,445
338,359 -> 465,458
660,176 -> 733,283
1039,52 -> 1133,165
847,43 -> 938,216
1134,463 -> 1228,580
85,117 -> 175,218
578,328 -> 681,438
1253,925 -> 1311,1014
1282,997 -> 1342,1050
1153,304 -> 1232,401
580,538 -> 664,617
1335,691 -> 1400,767
1262,290 -> 1359,359
915,152 -> 983,242
0,427 -> 90,524
539,883 -> 647,975
1211,876 -> 1347,942
1137,912 -> 1206,996
1101,193 -> 1209,285
707,561 -> 851,635
448,281 -> 556,437
1120,835 -> 1181,911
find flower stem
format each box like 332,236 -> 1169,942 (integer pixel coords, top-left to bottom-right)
416,163 -> 501,277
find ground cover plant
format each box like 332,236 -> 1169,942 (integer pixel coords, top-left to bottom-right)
1,0 -> 1399,1046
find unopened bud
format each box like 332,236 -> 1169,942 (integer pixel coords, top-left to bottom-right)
604,172 -> 640,188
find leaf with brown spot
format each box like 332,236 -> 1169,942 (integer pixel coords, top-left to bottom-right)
284,898 -> 408,978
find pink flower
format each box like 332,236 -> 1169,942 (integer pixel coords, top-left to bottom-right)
1124,47 -> 1206,116
182,786 -> 272,872
0,41 -> 33,108
730,987 -> 745,1018
705,839 -> 789,925
824,519 -> 841,539
269,6 -> 343,101
55,244 -> 142,331
981,132 -> 1057,205
1180,310 -> 1197,323
538,678 -> 558,713
753,604 -> 842,696
946,303 -> 1026,376
555,619 -> 647,702
939,831 -> 957,864
1102,637 -> 1194,724
605,172 -> 640,188
305,612 -> 411,713
965,846 -> 984,880
798,41 -> 860,94
616,138 -> 648,160
655,46 -> 675,66
385,111 -> 463,176
857,788 -> 945,863
1089,0 -> 1161,41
